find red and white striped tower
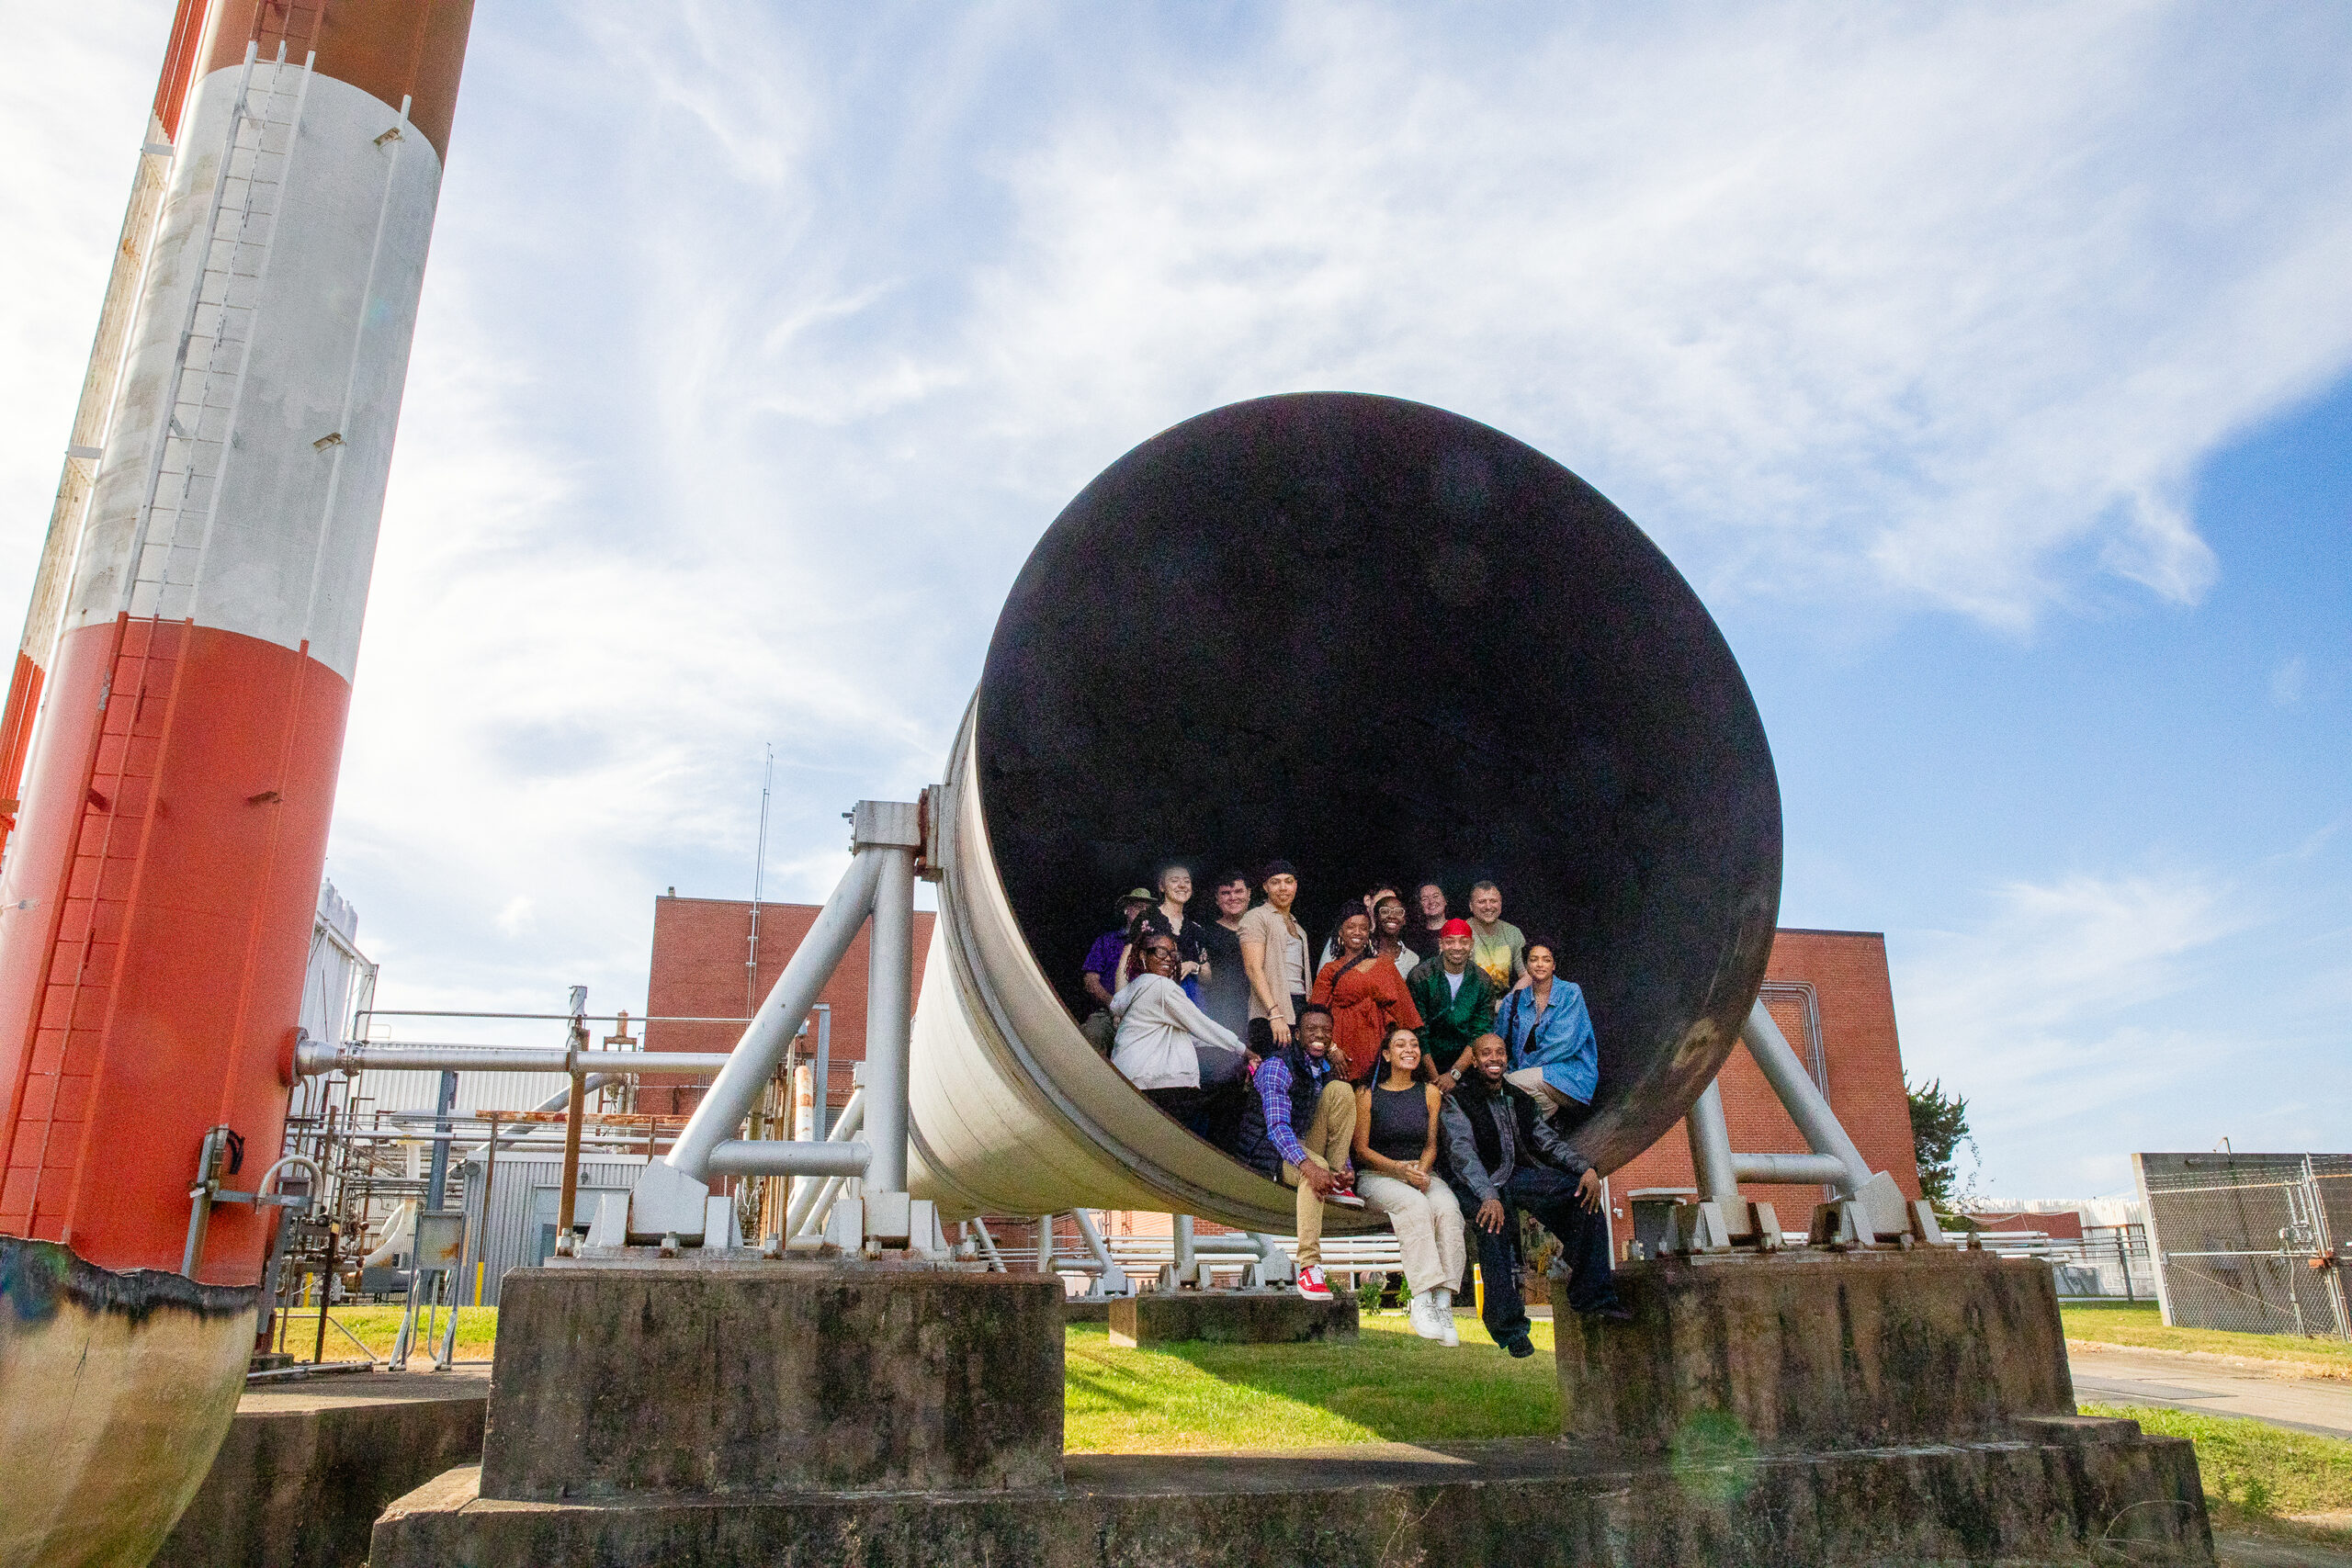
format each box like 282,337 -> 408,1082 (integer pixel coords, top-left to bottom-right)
0,1 -> 210,867
0,0 -> 474,1285
0,6 -> 475,1558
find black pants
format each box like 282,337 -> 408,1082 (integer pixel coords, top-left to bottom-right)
1246,994 -> 1310,1058
1142,1045 -> 1249,1150
1458,1165 -> 1620,1348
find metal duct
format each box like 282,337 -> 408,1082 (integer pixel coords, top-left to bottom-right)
909,392 -> 1781,1229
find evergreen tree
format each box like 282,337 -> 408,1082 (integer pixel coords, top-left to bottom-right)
1907,1077 -> 1973,1211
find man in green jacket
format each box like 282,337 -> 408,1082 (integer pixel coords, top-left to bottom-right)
1408,919 -> 1497,1089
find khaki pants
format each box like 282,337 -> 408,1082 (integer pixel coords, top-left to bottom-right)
1280,1078 -> 1359,1269
1357,1170 -> 1468,1297
1505,1066 -> 1569,1118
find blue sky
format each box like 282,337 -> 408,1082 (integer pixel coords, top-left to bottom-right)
5,3 -> 2346,1198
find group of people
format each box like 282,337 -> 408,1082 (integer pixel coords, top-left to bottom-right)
1080,862 -> 1625,1354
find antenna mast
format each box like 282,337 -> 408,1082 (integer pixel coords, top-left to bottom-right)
748,744 -> 773,1020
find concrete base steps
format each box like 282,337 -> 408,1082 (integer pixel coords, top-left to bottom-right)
373,1426 -> 2210,1567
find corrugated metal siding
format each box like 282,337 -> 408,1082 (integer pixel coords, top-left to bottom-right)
353,1067 -> 575,1116
458,1155 -> 646,1305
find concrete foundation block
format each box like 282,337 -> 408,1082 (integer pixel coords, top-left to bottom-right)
1108,1290 -> 1358,1347
1555,1247 -> 2074,1451
153,1371 -> 488,1568
375,1425 -> 2213,1567
481,1260 -> 1062,1499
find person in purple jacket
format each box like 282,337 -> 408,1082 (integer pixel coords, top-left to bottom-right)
1082,888 -> 1155,1009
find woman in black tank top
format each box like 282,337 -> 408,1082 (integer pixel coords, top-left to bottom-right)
1351,1025 -> 1468,1346
1353,1026 -> 1439,1179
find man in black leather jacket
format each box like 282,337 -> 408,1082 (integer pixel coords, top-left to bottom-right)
1438,1033 -> 1626,1355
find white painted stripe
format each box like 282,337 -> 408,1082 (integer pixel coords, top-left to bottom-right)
75,62 -> 445,683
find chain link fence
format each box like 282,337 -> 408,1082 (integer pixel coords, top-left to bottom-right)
2134,1152 -> 2352,1339
1973,1224 -> 2156,1300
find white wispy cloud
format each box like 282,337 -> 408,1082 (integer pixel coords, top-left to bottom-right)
6,1 -> 2352,1065
1894,862 -> 2352,1194
0,6 -> 170,622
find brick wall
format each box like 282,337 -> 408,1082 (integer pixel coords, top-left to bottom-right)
642,896 -> 936,1116
1603,928 -> 1920,1249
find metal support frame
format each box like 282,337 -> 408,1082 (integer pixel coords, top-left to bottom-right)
967,1216 -> 1006,1270
424,1070 -> 458,1209
628,799 -> 930,1254
1668,999 -> 1922,1256
1071,1209 -> 1133,1297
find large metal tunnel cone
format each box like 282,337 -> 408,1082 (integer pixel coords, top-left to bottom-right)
910,392 -> 1781,1230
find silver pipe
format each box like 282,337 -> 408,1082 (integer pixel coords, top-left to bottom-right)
1036,1214 -> 1055,1274
1731,1152 -> 1851,1186
1074,1209 -> 1117,1272
787,1176 -> 844,1240
257,1154 -> 321,1201
453,1073 -> 616,1164
668,851 -> 886,1179
1683,1080 -> 1740,1202
968,1216 -> 1005,1271
1174,1213 -> 1196,1275
781,1088 -> 867,1240
181,1125 -> 230,1277
863,846 -> 916,1193
296,1042 -> 735,1076
704,1140 -> 872,1178
1741,1001 -> 1871,1195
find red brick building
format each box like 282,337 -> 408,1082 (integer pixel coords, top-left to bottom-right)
640,894 -> 935,1118
644,901 -> 1919,1254
1602,929 -> 1921,1252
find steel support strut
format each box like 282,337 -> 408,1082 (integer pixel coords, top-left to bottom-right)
859,802 -> 919,1195
628,800 -> 928,1251
668,850 -> 885,1180
1665,1000 -> 1921,1255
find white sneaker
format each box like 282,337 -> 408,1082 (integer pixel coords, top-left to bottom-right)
1408,1291 -> 1446,1341
1295,1264 -> 1333,1303
1432,1287 -> 1460,1346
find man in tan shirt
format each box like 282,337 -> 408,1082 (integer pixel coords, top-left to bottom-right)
1238,859 -> 1311,1058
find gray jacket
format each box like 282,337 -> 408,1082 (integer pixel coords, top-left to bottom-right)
1439,1077 -> 1591,1204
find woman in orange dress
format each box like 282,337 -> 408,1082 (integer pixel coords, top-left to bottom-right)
1310,910 -> 1424,1080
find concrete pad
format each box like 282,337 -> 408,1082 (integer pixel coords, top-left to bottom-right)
373,1424 -> 2213,1566
2071,1345 -> 2352,1440
1556,1247 -> 2073,1451
1109,1290 -> 1358,1347
153,1369 -> 488,1568
482,1259 -> 1063,1499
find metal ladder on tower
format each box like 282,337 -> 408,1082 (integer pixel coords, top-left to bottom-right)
9,41 -> 319,1231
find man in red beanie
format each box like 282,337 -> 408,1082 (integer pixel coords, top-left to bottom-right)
1408,917 -> 1498,1090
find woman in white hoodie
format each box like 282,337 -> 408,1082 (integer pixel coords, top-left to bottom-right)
1112,931 -> 1250,1146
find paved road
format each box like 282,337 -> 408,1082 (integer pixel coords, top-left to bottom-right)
2070,1345 -> 2352,1441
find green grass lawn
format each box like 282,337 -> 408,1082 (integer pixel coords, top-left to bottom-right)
2064,1302 -> 2352,1379
1067,1313 -> 1557,1451
266,1305 -> 500,1362
257,1301 -> 2349,1547
2084,1403 -> 2352,1546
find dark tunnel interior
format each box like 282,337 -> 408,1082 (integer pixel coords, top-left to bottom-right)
973,392 -> 1783,1170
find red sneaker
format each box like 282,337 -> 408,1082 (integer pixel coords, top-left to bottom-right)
1295,1265 -> 1334,1302
1326,1183 -> 1367,1209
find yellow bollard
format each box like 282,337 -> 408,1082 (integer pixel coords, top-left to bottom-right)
474,1260 -> 485,1306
